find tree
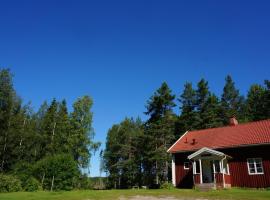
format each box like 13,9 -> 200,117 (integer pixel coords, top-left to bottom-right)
246,84 -> 266,121
200,94 -> 223,128
69,96 -> 100,168
177,82 -> 199,134
103,118 -> 144,188
40,99 -> 58,156
145,82 -> 176,122
195,79 -> 210,128
221,75 -> 246,124
33,154 -> 79,191
264,80 -> 270,118
144,82 -> 176,186
0,69 -> 16,171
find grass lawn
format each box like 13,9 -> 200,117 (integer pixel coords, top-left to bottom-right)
0,188 -> 270,200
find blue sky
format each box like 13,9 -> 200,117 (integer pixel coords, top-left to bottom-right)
1,0 -> 270,176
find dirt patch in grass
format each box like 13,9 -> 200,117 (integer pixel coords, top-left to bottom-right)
120,196 -> 209,200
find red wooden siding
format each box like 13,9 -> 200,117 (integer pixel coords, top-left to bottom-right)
175,153 -> 193,188
214,173 -> 223,188
224,174 -> 231,185
174,145 -> 270,188
223,145 -> 270,188
194,174 -> 200,184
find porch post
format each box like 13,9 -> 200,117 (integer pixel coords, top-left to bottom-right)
199,159 -> 202,184
172,155 -> 176,186
221,156 -> 226,188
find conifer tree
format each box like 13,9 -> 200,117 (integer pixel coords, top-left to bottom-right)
177,82 -> 198,134
0,69 -> 16,171
144,82 -> 176,186
221,75 -> 246,124
246,84 -> 266,121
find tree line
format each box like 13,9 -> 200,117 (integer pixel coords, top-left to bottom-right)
103,76 -> 270,189
0,68 -> 100,192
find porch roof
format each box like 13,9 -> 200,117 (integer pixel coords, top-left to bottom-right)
187,147 -> 230,160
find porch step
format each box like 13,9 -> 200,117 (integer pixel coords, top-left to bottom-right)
195,183 -> 216,192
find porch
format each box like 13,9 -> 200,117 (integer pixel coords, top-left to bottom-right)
188,147 -> 231,190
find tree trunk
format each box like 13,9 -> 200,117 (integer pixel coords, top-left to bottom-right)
41,172 -> 45,189
50,175 -> 55,192
51,122 -> 56,141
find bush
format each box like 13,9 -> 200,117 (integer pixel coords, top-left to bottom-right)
24,177 -> 41,191
11,162 -> 41,191
33,154 -> 80,191
160,182 -> 174,189
0,174 -> 22,192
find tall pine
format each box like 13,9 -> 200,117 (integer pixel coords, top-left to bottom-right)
144,82 -> 176,186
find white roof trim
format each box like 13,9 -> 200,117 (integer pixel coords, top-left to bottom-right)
187,147 -> 225,160
167,131 -> 189,153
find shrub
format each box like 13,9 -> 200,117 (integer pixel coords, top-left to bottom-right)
11,162 -> 41,191
160,182 -> 174,189
24,177 -> 41,191
33,154 -> 80,191
0,174 -> 22,192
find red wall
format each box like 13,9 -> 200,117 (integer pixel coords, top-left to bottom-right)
174,145 -> 270,188
223,145 -> 270,188
175,153 -> 193,188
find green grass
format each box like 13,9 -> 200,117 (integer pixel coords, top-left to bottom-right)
0,188 -> 269,200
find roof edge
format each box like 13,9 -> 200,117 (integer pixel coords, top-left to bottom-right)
188,147 -> 225,160
170,142 -> 270,154
167,131 -> 189,153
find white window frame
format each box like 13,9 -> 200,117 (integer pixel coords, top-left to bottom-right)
247,158 -> 264,175
184,162 -> 190,170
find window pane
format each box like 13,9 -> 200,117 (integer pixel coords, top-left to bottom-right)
249,163 -> 255,169
255,158 -> 262,163
249,168 -> 255,173
247,159 -> 253,163
256,163 -> 262,168
184,162 -> 189,169
257,167 -> 263,173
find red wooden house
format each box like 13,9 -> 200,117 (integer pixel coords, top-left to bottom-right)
167,118 -> 270,189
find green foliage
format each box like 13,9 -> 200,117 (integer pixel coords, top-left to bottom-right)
176,82 -> 199,136
104,118 -> 144,188
221,75 -> 246,123
143,82 -> 176,186
70,96 -> 101,168
160,182 -> 174,189
0,174 -> 22,192
33,154 -> 80,191
23,177 -> 41,192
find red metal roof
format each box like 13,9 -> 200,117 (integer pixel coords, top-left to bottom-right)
168,119 -> 270,153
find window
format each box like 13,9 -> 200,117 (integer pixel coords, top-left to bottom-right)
247,158 -> 264,175
195,160 -> 200,174
184,162 -> 190,170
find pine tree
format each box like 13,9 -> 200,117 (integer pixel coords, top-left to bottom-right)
0,69 -> 16,171
246,84 -> 266,121
55,100 -> 70,153
40,99 -> 58,156
200,94 -> 223,128
264,80 -> 270,118
221,75 -> 246,124
195,79 -> 210,128
177,82 -> 199,134
144,82 -> 176,186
